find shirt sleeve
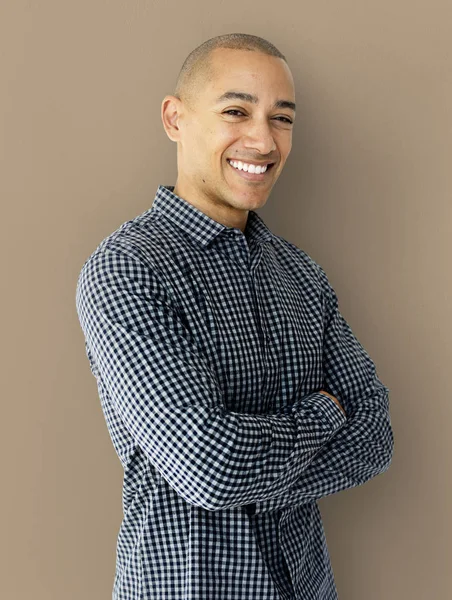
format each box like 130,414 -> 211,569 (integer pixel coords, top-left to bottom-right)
75,243 -> 347,512
251,266 -> 395,514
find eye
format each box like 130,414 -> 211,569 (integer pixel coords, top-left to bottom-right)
275,116 -> 293,124
224,109 -> 245,116
223,110 -> 293,124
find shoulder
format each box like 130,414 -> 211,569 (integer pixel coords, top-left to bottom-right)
75,208 -> 176,306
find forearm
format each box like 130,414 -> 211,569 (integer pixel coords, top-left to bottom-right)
99,350 -> 347,511
251,377 -> 394,514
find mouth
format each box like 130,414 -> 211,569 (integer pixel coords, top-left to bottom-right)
226,159 -> 276,182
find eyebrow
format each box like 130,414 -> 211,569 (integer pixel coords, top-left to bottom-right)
215,90 -> 296,113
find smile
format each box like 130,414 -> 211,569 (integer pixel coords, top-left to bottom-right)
226,158 -> 275,181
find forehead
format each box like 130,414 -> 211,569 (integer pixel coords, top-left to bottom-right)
205,48 -> 295,100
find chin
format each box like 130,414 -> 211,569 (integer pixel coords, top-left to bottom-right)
241,195 -> 269,211
223,184 -> 270,211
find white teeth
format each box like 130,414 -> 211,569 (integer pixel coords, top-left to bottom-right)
228,159 -> 268,174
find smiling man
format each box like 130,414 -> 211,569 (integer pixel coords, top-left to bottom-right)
163,44 -> 295,231
76,33 -> 394,600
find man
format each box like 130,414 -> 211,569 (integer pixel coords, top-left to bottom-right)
76,33 -> 394,600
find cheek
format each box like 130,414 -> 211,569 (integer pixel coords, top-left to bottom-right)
216,123 -> 241,146
283,131 -> 293,152
274,139 -> 291,165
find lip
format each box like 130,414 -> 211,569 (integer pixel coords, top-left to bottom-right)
226,159 -> 275,182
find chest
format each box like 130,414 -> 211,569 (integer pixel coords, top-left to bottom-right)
172,240 -> 325,415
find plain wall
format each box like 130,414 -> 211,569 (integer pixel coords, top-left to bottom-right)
1,2 -> 451,599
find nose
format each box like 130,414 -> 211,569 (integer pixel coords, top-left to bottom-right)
243,117 -> 277,155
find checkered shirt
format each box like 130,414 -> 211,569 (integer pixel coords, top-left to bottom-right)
75,184 -> 394,599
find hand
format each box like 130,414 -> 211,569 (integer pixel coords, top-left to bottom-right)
319,390 -> 346,416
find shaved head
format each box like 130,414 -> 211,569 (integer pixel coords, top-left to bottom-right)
174,33 -> 288,112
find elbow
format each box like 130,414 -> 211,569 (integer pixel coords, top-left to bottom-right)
368,418 -> 394,479
184,463 -> 251,512
170,463 -> 241,513
197,497 -> 226,512
186,487 -> 234,513
163,479 -> 226,512
191,476 -> 242,512
354,417 -> 395,485
379,422 -> 395,474
377,395 -> 395,474
364,384 -> 395,477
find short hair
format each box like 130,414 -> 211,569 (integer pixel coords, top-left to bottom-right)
174,33 -> 287,111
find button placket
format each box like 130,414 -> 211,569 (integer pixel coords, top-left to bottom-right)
222,230 -> 250,270
249,252 -> 272,411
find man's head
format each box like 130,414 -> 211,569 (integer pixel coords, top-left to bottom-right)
161,33 -> 296,230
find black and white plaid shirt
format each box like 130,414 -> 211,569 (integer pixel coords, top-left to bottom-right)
75,184 -> 394,600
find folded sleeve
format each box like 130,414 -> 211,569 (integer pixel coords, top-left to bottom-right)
75,243 -> 347,512
252,265 -> 395,514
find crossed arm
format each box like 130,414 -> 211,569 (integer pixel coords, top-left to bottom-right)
251,266 -> 394,513
76,244 -> 393,513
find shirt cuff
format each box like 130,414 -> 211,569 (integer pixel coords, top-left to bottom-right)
313,392 -> 347,429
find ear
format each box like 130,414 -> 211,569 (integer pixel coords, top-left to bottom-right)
161,95 -> 182,142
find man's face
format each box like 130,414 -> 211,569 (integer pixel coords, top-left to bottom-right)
163,48 -> 296,225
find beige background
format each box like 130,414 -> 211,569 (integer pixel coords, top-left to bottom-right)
1,1 -> 451,599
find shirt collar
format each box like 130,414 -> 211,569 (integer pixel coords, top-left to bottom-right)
150,185 -> 275,248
